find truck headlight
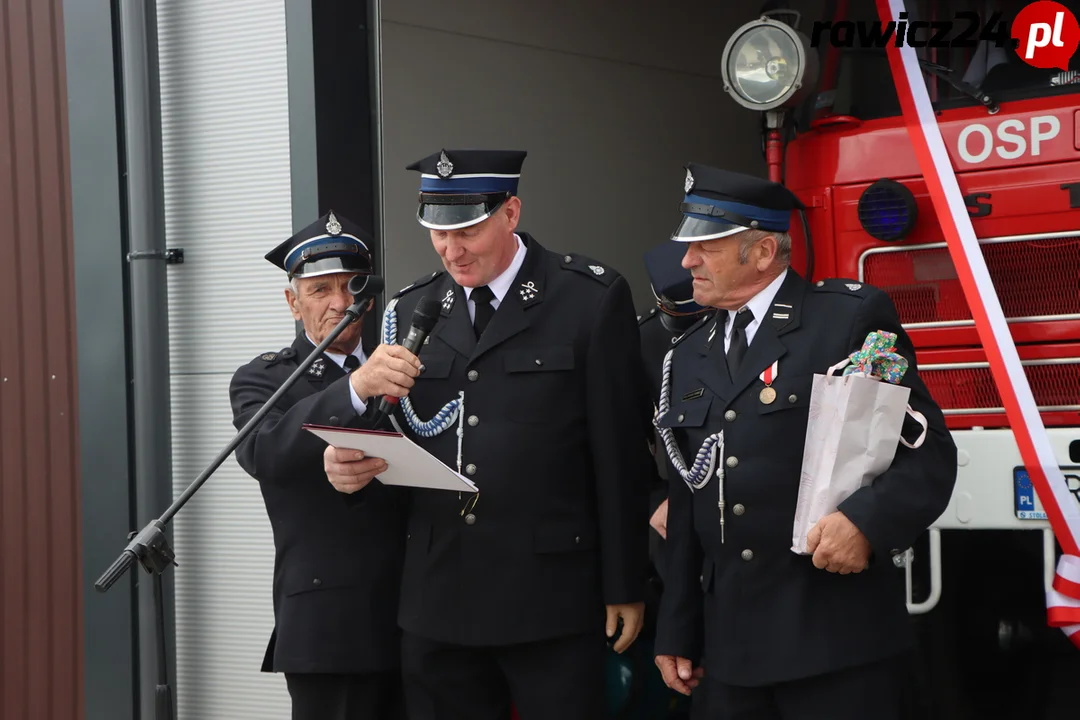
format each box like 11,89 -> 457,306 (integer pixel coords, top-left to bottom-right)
721,17 -> 818,111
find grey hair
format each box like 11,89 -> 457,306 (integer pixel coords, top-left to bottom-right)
738,229 -> 792,267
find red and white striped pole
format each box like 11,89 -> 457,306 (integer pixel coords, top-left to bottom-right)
874,0 -> 1080,647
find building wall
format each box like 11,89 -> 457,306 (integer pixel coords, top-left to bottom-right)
0,0 -> 85,718
157,1 -> 297,717
376,0 -> 766,307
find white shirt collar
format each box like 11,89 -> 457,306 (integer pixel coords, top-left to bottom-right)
464,233 -> 527,306
724,268 -> 788,346
306,333 -> 367,370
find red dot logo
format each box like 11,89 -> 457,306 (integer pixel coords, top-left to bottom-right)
1011,1 -> 1080,70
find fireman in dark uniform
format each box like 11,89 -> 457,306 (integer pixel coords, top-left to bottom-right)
229,211 -> 417,720
652,164 -> 957,720
323,149 -> 655,720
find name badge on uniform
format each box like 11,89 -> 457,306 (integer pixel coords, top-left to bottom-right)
682,388 -> 704,401
759,361 -> 778,404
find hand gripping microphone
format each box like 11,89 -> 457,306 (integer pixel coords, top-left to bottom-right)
373,295 -> 442,423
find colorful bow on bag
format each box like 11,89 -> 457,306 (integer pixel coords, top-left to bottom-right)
843,331 -> 909,384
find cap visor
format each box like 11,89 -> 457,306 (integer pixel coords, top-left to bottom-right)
291,256 -> 372,279
418,203 -> 493,231
670,216 -> 747,242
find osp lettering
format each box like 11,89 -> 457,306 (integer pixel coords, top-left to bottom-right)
956,116 -> 1061,164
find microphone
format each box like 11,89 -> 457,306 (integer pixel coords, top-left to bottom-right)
373,295 -> 442,423
348,273 -> 385,299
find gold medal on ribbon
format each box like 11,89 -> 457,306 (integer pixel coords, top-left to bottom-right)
759,360 -> 778,405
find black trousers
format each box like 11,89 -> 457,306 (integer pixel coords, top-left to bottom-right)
401,631 -> 607,720
703,653 -> 907,720
285,671 -> 405,720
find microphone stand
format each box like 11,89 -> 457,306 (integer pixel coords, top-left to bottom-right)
94,279 -> 381,720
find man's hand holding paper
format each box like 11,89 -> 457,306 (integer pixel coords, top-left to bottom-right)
324,445 -> 387,494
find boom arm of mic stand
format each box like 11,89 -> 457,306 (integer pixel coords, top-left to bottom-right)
95,295 -> 372,592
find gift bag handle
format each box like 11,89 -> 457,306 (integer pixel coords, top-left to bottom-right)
900,404 -> 928,449
827,358 -> 852,376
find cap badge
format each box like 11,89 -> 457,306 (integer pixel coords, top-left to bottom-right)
326,211 -> 342,236
846,283 -> 862,291
589,265 -> 605,276
684,168 -> 695,194
519,281 -> 538,302
436,150 -> 454,178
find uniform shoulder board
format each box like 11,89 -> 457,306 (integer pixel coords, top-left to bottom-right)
671,312 -> 714,347
558,253 -> 617,286
258,346 -> 295,367
812,278 -> 872,297
638,307 -> 658,326
393,270 -> 444,299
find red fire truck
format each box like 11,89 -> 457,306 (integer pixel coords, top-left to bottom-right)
709,1 -> 1080,717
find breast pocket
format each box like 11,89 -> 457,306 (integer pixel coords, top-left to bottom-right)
655,396 -> 713,429
503,345 -> 577,422
416,353 -> 455,380
757,373 -> 812,416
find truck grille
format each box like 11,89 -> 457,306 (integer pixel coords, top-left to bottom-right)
859,232 -> 1080,326
920,359 -> 1080,416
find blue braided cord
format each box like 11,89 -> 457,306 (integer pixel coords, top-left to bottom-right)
653,348 -> 724,491
381,297 -> 461,437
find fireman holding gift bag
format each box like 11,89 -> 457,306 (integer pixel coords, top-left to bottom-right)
652,164 -> 958,720
791,330 -> 930,556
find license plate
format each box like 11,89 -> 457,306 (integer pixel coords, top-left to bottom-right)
1014,466 -> 1080,520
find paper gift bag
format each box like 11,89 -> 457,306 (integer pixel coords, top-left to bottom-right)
791,331 -> 928,555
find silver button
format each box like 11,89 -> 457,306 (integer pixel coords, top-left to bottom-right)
468,415 -> 479,426
724,410 -> 736,421
732,503 -> 745,516
725,456 -> 739,468
468,370 -> 479,381
535,358 -> 543,366
677,414 -> 685,423
574,536 -> 581,544
816,280 -> 825,287
312,578 -> 322,586
788,394 -> 798,403
465,464 -> 477,475
741,549 -> 754,561
564,255 -> 572,263
464,513 -> 476,525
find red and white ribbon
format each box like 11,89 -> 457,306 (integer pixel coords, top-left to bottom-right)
760,360 -> 778,386
876,0 -> 1080,647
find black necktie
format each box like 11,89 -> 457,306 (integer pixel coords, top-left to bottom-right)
471,285 -> 496,338
725,307 -> 754,378
343,355 -> 360,371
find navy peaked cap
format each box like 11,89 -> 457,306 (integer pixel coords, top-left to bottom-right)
644,240 -> 707,316
672,163 -> 805,242
406,149 -> 528,230
265,210 -> 374,279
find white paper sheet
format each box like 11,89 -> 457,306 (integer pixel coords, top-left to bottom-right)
303,424 -> 478,493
